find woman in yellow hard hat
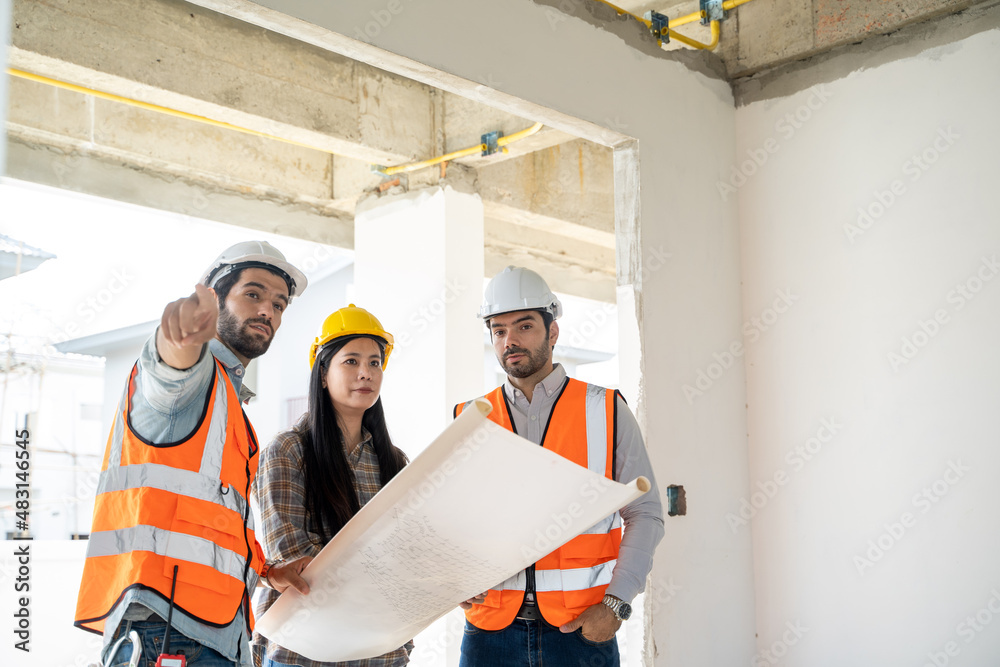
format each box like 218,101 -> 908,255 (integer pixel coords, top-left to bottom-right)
252,305 -> 411,667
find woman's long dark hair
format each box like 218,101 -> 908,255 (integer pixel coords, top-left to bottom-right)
300,335 -> 407,543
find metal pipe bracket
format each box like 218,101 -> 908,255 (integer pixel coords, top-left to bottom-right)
644,10 -> 669,44
481,130 -> 503,157
700,0 -> 725,25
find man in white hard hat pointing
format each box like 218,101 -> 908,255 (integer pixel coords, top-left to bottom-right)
455,266 -> 664,667
75,241 -> 313,667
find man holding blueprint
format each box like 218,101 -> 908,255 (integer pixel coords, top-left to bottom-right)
455,266 -> 665,667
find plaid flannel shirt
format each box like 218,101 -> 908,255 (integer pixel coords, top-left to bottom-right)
251,413 -> 412,667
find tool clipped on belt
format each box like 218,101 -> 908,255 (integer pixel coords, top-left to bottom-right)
156,565 -> 187,667
103,630 -> 142,667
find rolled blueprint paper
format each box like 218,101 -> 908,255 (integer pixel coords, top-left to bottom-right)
256,398 -> 650,662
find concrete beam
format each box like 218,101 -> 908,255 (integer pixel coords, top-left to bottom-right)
7,65 -> 616,303
10,0 -> 582,175
733,0 -> 815,74
441,90 -> 579,168
476,139 -> 615,241
10,0 -> 434,165
484,241 -> 616,302
7,129 -> 619,306
7,0 -> 619,304
5,75 -> 350,209
6,137 -> 354,247
612,0 -> 978,77
486,216 -> 615,275
734,0 -> 1000,104
811,0 -> 978,52
729,0 -> 978,77
182,0 -> 638,149
7,73 -> 616,263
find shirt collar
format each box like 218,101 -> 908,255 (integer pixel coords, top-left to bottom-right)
346,428 -> 374,463
504,363 -> 566,402
209,338 -> 256,403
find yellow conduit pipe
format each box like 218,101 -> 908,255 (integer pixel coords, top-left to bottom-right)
380,144 -> 482,176
668,19 -> 721,50
673,0 -> 756,26
379,122 -> 543,176
669,11 -> 704,28
8,67 -> 545,177
594,0 -> 754,49
594,0 -> 654,27
6,67 -> 333,154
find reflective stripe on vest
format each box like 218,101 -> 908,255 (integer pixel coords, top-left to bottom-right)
74,358 -> 261,635
457,379 -> 620,630
86,525 -> 246,582
95,462 -> 251,528
535,560 -> 616,592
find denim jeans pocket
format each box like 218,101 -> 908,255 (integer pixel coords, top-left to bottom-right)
575,628 -> 616,647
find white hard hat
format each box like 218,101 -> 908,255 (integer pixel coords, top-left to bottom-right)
200,240 -> 308,301
478,266 -> 563,320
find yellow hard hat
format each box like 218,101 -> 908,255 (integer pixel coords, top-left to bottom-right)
309,304 -> 394,370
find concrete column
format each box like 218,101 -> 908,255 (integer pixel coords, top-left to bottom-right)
353,185 -> 484,667
1,0 -> 11,174
353,185 -> 485,458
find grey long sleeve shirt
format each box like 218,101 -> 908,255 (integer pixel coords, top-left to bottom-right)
502,364 -> 664,603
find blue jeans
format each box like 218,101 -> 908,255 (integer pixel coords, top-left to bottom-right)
106,620 -> 237,667
460,619 -> 620,667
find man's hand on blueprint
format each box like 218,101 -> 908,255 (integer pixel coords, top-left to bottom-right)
459,591 -> 489,610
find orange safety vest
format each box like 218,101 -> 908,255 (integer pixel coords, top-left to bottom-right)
454,378 -> 622,630
74,358 -> 265,635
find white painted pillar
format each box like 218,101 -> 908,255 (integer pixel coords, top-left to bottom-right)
353,185 -> 485,459
615,133 -> 756,665
0,0 -> 10,174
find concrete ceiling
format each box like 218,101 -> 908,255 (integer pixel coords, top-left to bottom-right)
610,0 -> 982,79
5,0 -> 617,301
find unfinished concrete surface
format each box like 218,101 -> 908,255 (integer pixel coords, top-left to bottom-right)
5,0 -> 618,300
734,0 -> 1000,103
608,0 -> 985,77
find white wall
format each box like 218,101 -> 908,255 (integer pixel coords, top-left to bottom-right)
736,27 -> 1000,666
100,341 -> 145,439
